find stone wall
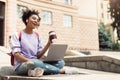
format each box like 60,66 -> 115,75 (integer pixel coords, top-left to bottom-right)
64,55 -> 120,73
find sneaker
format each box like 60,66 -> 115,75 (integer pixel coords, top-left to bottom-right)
63,67 -> 81,74
28,67 -> 44,77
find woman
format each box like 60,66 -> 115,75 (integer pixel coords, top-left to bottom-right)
10,9 -> 65,77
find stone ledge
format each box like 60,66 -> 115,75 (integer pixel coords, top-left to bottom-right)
64,55 -> 120,65
64,56 -> 104,62
64,55 -> 120,73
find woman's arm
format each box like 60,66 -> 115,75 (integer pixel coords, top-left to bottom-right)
37,40 -> 51,59
14,52 -> 29,62
10,33 -> 29,62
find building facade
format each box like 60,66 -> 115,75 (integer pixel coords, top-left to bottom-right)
0,0 -> 99,51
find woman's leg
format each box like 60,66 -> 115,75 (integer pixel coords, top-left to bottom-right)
16,59 -> 64,75
31,59 -> 60,74
44,60 -> 65,74
53,60 -> 65,69
15,61 -> 35,75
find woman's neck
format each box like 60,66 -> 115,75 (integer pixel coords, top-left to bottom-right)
24,28 -> 33,34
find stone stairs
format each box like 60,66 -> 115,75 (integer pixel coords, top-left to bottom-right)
65,55 -> 120,73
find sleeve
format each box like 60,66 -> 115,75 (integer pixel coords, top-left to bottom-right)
10,32 -> 21,54
37,36 -> 43,52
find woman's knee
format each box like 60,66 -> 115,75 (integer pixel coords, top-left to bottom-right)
60,60 -> 65,65
31,59 -> 45,68
57,60 -> 65,68
31,59 -> 42,64
15,64 -> 28,75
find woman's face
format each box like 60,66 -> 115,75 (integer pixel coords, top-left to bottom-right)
26,14 -> 40,29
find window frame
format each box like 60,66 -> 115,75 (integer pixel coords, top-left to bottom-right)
41,10 -> 52,25
63,14 -> 72,27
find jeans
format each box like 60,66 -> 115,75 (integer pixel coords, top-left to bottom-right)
15,59 -> 65,75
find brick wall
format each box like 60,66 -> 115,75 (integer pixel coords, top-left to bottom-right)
3,0 -> 99,51
79,17 -> 99,51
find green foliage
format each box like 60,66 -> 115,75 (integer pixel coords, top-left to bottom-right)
99,22 -> 120,51
109,0 -> 120,40
112,41 -> 120,51
99,23 -> 113,50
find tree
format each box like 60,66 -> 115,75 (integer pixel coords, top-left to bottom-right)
109,0 -> 120,40
99,22 -> 113,50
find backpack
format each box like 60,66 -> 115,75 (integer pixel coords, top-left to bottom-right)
10,32 -> 39,66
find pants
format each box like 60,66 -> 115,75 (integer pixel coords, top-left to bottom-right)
15,59 -> 65,75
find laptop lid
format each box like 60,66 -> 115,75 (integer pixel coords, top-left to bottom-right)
44,44 -> 68,61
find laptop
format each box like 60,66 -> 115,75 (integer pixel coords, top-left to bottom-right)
44,44 -> 68,62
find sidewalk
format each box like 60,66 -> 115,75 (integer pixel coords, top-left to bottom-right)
40,74 -> 120,80
0,46 -> 120,80
1,67 -> 120,80
40,66 -> 120,80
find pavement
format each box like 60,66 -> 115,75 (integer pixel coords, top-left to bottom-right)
0,65 -> 119,80
0,46 -> 120,80
39,66 -> 120,80
41,74 -> 120,80
6,67 -> 120,80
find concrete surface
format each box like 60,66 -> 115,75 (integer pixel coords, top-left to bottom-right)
0,46 -> 120,80
1,67 -> 120,80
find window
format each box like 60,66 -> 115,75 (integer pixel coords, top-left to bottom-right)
41,11 -> 52,25
64,0 -> 72,5
63,15 -> 72,27
17,5 -> 27,18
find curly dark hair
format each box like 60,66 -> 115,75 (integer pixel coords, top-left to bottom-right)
22,9 -> 41,25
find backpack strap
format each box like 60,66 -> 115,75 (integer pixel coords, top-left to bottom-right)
35,32 -> 39,39
35,32 -> 40,48
18,32 -> 22,41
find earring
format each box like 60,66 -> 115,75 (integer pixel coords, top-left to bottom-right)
26,19 -> 28,23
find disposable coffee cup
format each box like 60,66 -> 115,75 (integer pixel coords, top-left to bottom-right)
49,31 -> 57,43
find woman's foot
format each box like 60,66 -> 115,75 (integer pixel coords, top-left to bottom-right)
60,67 -> 81,74
28,67 -> 44,77
59,69 -> 65,74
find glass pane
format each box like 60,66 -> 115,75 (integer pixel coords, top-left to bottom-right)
64,0 -> 71,5
17,5 -> 27,18
41,11 -> 52,24
63,15 -> 72,27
